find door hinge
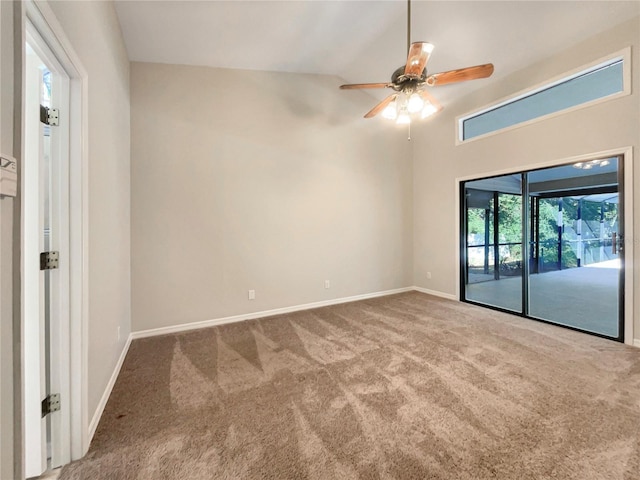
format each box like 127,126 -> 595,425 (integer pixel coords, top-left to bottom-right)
41,393 -> 60,417
40,251 -> 59,270
40,105 -> 59,126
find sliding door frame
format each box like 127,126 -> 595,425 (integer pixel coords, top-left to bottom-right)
521,173 -> 531,319
455,147 -> 634,345
617,158 -> 626,342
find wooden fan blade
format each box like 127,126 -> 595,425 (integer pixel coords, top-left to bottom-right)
426,63 -> 494,86
364,94 -> 397,119
340,83 -> 390,90
405,42 -> 434,77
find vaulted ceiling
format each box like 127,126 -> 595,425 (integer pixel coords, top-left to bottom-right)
114,1 -> 639,107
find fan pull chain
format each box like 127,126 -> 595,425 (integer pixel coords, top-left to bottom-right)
407,123 -> 411,141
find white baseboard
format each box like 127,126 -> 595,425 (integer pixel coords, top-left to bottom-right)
413,286 -> 457,301
90,287 -> 419,440
131,287 -> 417,339
89,286 -> 455,441
86,287 -> 634,449
88,334 -> 132,443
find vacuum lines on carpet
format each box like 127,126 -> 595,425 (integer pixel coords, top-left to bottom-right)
60,292 -> 640,479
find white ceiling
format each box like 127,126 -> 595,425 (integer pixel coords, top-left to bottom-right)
114,1 -> 639,107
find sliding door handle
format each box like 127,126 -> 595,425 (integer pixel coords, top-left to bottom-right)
618,234 -> 624,253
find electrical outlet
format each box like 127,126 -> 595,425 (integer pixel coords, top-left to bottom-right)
248,289 -> 255,300
117,326 -> 121,341
324,280 -> 330,289
426,272 -> 432,279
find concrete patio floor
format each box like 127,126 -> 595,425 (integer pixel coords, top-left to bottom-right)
465,260 -> 620,337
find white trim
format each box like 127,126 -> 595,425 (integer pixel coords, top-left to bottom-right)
456,147 -> 632,183
24,21 -> 73,471
455,172 -> 462,302
25,0 -> 90,460
88,286 -> 434,437
633,340 -> 640,349
131,287 -> 415,340
412,287 -> 456,301
91,281 -> 638,442
455,147 -> 634,344
622,149 -> 634,346
83,288 -> 416,443
456,47 -> 631,145
87,336 -> 131,444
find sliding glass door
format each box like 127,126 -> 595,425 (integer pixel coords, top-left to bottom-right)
464,175 -> 522,313
461,157 -> 624,341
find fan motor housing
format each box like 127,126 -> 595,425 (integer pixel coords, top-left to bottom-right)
391,65 -> 427,92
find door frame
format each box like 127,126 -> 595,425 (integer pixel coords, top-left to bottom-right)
455,147 -> 634,346
23,0 -> 90,464
23,29 -> 67,476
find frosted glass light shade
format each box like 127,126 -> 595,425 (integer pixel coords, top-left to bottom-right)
382,101 -> 398,119
407,93 -> 424,113
421,102 -> 438,118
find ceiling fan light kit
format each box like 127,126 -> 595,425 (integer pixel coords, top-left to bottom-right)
339,0 -> 494,131
407,93 -> 425,113
381,100 -> 398,120
421,102 -> 439,119
379,91 -> 438,124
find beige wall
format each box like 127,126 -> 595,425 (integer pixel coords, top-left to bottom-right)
1,4 -> 636,476
412,17 -> 640,341
130,62 -> 413,332
46,1 -> 131,421
0,1 -> 18,477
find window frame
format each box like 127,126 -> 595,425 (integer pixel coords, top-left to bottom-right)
456,47 -> 632,145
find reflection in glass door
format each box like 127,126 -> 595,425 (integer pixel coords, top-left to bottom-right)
461,157 -> 623,341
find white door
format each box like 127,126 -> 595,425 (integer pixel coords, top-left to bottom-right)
24,42 -> 48,479
24,30 -> 71,477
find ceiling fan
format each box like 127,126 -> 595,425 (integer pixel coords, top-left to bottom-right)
340,0 -> 494,124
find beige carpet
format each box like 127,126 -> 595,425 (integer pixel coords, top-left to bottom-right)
60,292 -> 640,479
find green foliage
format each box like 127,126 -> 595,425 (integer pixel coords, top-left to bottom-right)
467,207 -> 489,238
497,194 -> 521,243
467,192 -> 619,270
